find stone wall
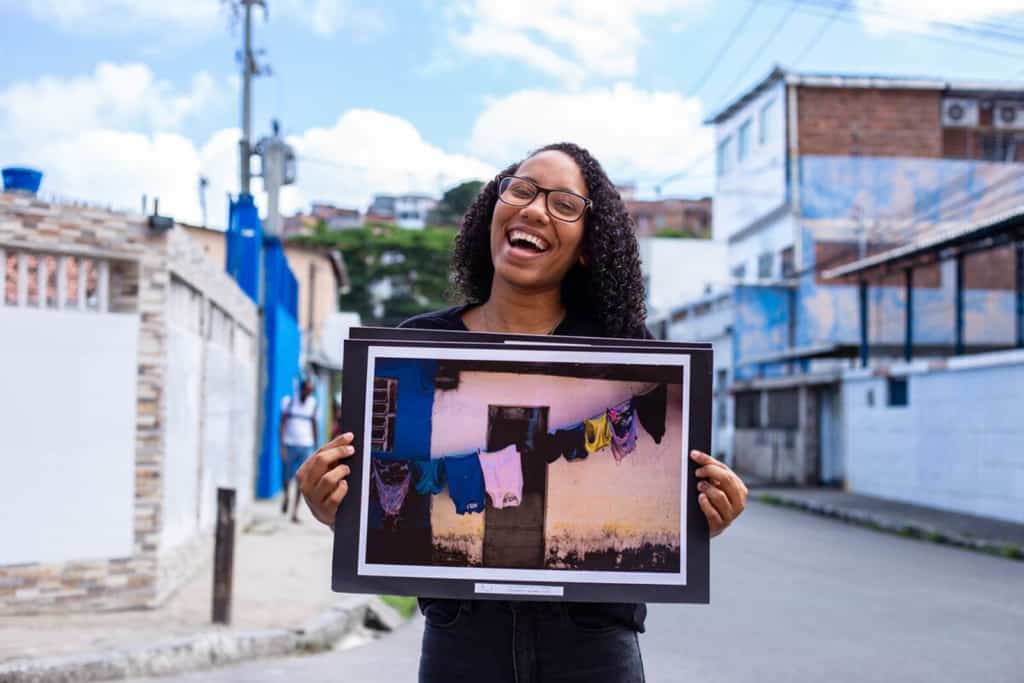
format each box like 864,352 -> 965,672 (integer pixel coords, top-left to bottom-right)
0,191 -> 257,615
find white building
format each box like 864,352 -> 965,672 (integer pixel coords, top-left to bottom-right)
367,194 -> 438,230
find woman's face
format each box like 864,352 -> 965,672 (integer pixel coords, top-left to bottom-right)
488,150 -> 588,295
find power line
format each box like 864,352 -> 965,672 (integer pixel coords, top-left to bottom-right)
714,1 -> 800,107
790,0 -> 846,66
686,0 -> 762,95
770,0 -> 1024,62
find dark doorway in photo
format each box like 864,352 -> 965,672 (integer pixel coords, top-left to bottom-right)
483,405 -> 549,568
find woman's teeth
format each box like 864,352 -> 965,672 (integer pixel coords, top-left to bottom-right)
508,229 -> 549,252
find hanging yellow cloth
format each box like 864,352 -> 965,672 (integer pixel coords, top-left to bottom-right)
584,412 -> 612,453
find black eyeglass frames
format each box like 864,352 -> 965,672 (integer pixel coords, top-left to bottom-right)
497,175 -> 591,222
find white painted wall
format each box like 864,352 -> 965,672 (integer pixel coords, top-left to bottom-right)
842,351 -> 1024,523
232,330 -> 256,512
727,212 -> 797,282
0,308 -> 138,565
640,238 -> 729,315
199,341 -> 236,530
162,326 -> 203,551
713,79 -> 788,242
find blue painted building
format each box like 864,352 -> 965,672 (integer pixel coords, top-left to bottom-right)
225,194 -> 303,499
668,68 -> 1024,490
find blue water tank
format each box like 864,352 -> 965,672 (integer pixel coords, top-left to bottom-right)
2,167 -> 43,194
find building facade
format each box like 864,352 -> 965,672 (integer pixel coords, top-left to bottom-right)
183,224 -> 350,448
0,192 -> 258,614
367,194 -> 438,230
671,68 -> 1024,490
626,196 -> 712,238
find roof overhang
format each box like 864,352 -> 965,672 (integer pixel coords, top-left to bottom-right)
822,206 -> 1024,280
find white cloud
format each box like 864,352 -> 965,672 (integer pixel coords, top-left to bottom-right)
1,0 -> 384,36
450,0 -> 708,85
855,0 -> 1024,34
0,64 -> 494,229
283,109 -> 497,214
468,83 -> 714,196
0,62 -> 217,138
7,0 -> 221,31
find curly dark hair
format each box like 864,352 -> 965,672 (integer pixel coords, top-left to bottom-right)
450,142 -> 647,338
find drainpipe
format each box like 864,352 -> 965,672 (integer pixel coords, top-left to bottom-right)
786,82 -> 802,269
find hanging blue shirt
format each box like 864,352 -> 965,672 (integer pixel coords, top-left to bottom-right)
412,458 -> 447,496
444,451 -> 485,514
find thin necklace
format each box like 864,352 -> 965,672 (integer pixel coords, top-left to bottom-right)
481,304 -> 565,336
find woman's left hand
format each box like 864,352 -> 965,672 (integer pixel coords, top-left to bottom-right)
690,450 -> 748,538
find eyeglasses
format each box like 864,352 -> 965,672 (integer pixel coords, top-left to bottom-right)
497,175 -> 591,222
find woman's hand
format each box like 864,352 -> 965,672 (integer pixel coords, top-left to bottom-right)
296,432 -> 355,529
690,450 -> 747,538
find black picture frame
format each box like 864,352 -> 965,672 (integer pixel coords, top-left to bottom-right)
332,330 -> 712,604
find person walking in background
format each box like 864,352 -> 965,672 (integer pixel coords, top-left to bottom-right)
279,376 -> 318,522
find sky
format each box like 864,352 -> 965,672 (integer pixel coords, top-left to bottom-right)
1,0 -> 1023,228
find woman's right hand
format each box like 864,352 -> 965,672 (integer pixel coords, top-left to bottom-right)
296,432 -> 355,529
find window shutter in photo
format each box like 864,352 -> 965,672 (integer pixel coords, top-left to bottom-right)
372,377 -> 398,452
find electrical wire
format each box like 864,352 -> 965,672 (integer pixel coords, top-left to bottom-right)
715,1 -> 800,108
790,0 -> 846,66
686,0 -> 763,96
768,0 -> 1024,61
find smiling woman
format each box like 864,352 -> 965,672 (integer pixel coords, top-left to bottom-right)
298,141 -> 749,683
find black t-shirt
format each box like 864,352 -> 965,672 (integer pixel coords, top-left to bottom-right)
401,303 -> 648,632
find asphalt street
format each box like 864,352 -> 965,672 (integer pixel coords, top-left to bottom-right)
139,501 -> 1024,682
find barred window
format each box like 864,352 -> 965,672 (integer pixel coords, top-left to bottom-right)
371,377 -> 398,452
735,391 -> 761,429
767,389 -> 799,429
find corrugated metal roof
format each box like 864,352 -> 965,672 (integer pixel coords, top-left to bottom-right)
822,205 -> 1024,280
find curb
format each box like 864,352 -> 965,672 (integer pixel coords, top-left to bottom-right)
0,595 -> 401,683
756,493 -> 1024,561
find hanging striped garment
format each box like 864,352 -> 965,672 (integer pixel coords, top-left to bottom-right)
608,399 -> 638,463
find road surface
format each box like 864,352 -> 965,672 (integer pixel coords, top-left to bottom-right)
139,501 -> 1024,682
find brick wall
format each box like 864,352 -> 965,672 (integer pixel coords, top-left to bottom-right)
797,87 -> 943,158
0,191 -> 256,615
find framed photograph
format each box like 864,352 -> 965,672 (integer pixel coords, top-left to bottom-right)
332,334 -> 712,604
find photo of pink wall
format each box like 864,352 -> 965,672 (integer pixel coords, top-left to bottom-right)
428,372 -> 684,572
363,351 -> 687,575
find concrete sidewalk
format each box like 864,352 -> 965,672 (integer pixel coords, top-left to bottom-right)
755,487 -> 1024,559
0,499 -> 391,682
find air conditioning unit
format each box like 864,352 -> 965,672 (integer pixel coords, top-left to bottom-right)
994,101 -> 1024,130
942,98 -> 978,127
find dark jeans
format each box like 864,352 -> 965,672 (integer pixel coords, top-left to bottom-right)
419,600 -> 645,683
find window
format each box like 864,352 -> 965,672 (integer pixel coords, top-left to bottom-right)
780,247 -> 795,279
716,136 -> 734,176
735,392 -> 761,429
371,377 -> 398,452
731,263 -> 747,280
887,377 -> 909,407
715,369 -> 729,428
737,119 -> 752,162
759,99 -> 776,145
767,389 -> 799,429
979,131 -> 1023,162
758,253 -> 774,279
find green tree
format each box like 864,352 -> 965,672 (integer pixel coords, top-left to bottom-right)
427,180 -> 484,226
293,222 -> 459,327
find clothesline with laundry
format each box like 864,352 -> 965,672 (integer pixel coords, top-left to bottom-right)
370,384 -> 668,519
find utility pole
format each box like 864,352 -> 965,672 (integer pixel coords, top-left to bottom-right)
256,119 -> 296,237
238,0 -> 268,196
198,175 -> 209,227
